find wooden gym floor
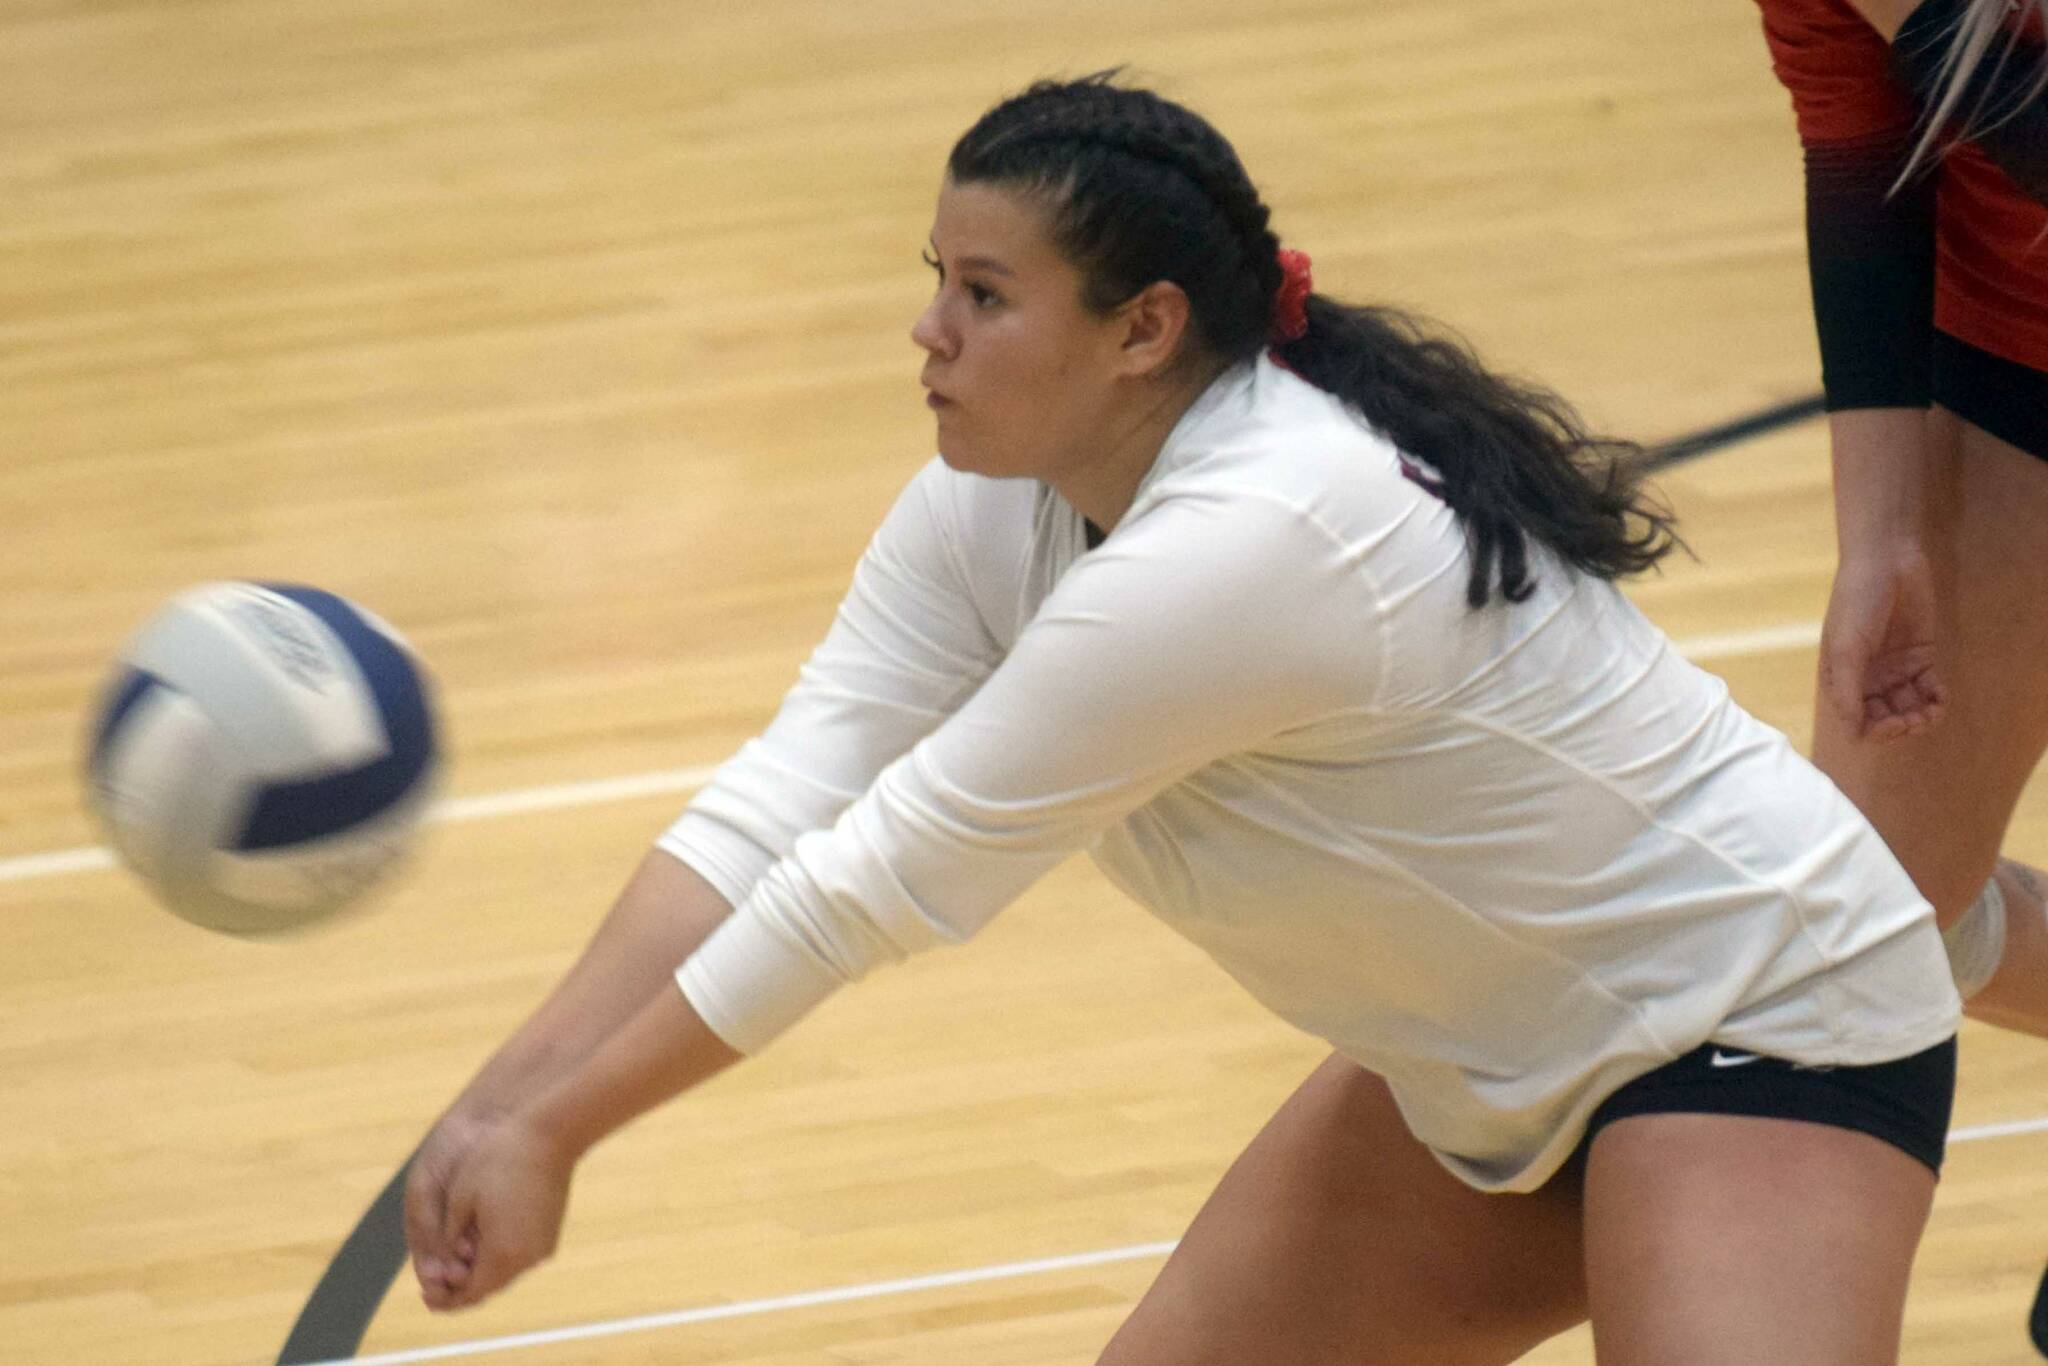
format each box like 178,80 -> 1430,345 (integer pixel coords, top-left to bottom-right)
4,0 -> 2047,1361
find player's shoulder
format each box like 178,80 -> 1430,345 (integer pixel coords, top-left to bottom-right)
1756,0 -> 1893,75
899,455 -> 1044,551
878,456 -> 1053,607
1754,0 -> 1867,27
1143,358 -> 1441,547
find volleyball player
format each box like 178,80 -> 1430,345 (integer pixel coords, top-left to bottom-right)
403,76 -> 1961,1363
1756,0 -> 2048,1034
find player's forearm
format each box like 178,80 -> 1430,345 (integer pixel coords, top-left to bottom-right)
450,849 -> 734,1118
519,979 -> 743,1161
1828,407 -> 1943,555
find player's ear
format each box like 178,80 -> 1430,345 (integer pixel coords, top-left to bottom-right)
1111,281 -> 1195,379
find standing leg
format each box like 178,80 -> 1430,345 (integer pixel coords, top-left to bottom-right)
1100,1053 -> 1588,1366
1812,411 -> 2048,1030
1582,1112 -> 1935,1365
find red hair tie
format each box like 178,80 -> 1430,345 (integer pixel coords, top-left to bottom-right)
1269,248 -> 1313,345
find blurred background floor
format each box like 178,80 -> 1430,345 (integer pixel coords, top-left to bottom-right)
5,1 -> 2045,1361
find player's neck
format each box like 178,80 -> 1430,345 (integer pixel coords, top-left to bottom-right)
1053,361 -> 1225,536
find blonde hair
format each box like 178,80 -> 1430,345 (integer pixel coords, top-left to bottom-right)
1902,0 -> 2048,183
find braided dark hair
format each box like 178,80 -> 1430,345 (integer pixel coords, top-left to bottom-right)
948,72 -> 1679,607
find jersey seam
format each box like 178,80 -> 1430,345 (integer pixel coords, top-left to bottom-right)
1434,701 -> 1843,984
1179,757 -> 1678,1059
1150,481 -> 1398,710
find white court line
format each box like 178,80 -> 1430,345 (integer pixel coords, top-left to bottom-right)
0,765 -> 723,886
298,1240 -> 1183,1366
0,619 -> 1827,887
1670,619 -> 1822,663
0,846 -> 115,881
433,764 -> 720,823
299,1116 -> 2048,1366
1951,1113 -> 2048,1144
9,614 -> 2042,1362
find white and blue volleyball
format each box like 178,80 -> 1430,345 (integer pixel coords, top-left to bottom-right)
84,582 -> 439,935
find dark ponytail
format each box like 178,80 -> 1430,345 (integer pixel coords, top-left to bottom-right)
1276,299 -> 1678,606
949,72 -> 1680,607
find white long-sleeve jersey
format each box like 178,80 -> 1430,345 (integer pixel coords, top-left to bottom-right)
659,355 -> 1959,1192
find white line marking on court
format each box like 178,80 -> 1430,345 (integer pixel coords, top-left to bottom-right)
8,614 -> 2042,1360
1951,1113 -> 2048,1144
1673,619 -> 1822,662
0,620 -> 1828,887
0,766 -> 724,886
298,1240 -> 1183,1366
306,1115 -> 2048,1366
0,846 -> 115,881
433,764 -> 721,823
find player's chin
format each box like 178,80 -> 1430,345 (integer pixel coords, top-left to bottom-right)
934,434 -> 992,475
935,434 -> 1035,481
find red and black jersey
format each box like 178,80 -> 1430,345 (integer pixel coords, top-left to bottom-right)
1756,0 -> 2048,401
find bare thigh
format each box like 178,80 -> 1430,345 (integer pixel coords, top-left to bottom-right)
1099,1053 -> 1588,1366
1812,410 -> 2048,925
1583,1112 -> 1935,1366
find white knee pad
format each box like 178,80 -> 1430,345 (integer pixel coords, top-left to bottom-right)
1942,877 -> 2007,1001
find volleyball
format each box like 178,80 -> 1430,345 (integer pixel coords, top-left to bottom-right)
84,582 -> 440,935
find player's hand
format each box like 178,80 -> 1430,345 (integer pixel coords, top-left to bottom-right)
426,1113 -> 576,1311
1818,547 -> 1947,742
404,1106 -> 490,1307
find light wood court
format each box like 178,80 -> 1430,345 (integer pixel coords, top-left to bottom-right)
4,1 -> 2046,1362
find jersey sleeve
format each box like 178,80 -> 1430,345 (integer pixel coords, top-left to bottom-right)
1756,0 -> 1937,409
674,490 -> 1381,1054
655,459 -> 1004,909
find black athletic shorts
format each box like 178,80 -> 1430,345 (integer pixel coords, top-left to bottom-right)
1582,1035 -> 1958,1176
1935,331 -> 2048,462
